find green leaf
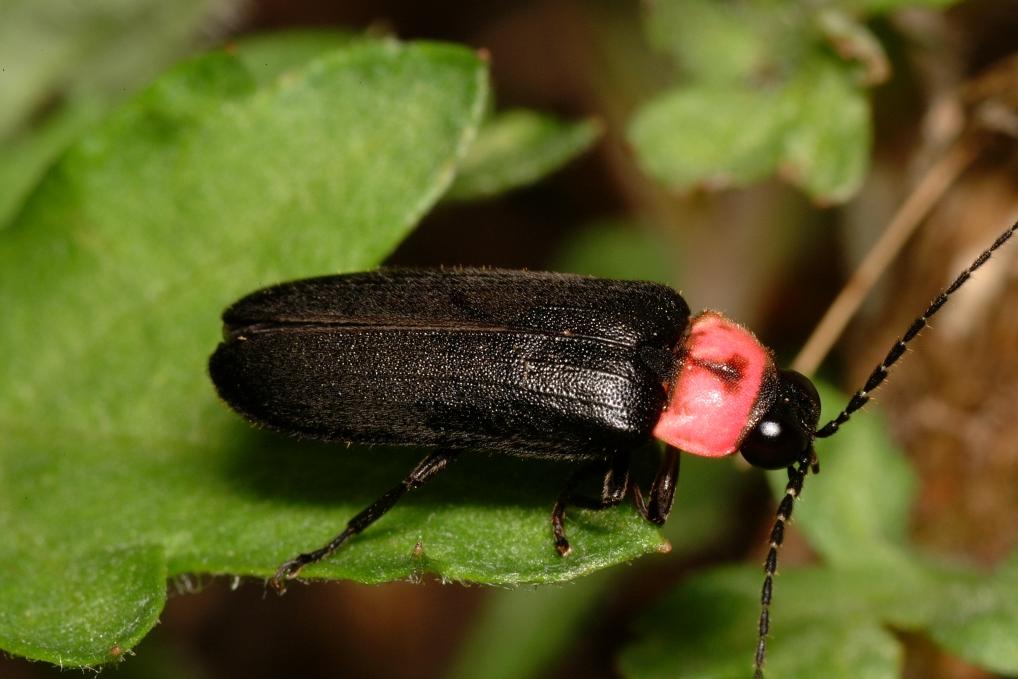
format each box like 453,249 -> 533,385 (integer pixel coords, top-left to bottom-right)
814,8 -> 890,85
633,0 -> 875,202
622,554 -> 1018,678
0,97 -> 107,229
928,552 -> 1018,673
619,566 -> 907,679
0,38 -> 532,666
449,575 -> 613,679
629,85 -> 787,190
0,30 -> 358,231
445,109 -> 601,201
231,29 -> 359,84
643,0 -> 786,84
0,545 -> 167,666
628,48 -> 869,201
777,52 -> 869,202
0,0 -> 252,228
0,0 -> 240,141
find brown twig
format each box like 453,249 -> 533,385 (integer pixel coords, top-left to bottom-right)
792,136 -> 982,375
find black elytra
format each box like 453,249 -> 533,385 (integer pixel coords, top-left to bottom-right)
208,222 -> 1016,678
211,270 -> 690,457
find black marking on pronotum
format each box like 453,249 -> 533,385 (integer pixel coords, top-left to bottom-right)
208,223 -> 1015,676
691,354 -> 749,389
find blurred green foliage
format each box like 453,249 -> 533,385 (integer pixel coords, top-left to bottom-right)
446,110 -> 602,201
629,0 -> 959,203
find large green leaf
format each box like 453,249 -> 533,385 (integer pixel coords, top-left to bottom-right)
0,97 -> 108,229
4,37 -> 681,667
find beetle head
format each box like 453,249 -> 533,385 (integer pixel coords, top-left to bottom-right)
739,369 -> 820,470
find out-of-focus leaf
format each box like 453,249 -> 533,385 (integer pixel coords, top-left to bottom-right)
620,566 -> 907,679
629,86 -> 787,190
928,552 -> 1018,673
629,48 -> 869,202
633,0 -> 879,202
643,0 -> 785,83
0,0 -> 240,141
0,39 -> 516,666
815,8 -> 889,85
778,52 -> 869,202
445,110 -> 601,201
622,553 -> 1018,678
231,29 -> 359,84
0,98 -> 106,229
449,575 -> 612,679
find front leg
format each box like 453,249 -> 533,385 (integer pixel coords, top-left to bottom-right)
633,444 -> 680,525
552,452 -> 631,556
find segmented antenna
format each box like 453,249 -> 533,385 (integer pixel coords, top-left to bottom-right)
753,451 -> 813,679
754,220 -> 1016,677
816,221 -> 1016,439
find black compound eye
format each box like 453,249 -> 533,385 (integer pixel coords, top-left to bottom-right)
740,409 -> 811,469
740,369 -> 821,470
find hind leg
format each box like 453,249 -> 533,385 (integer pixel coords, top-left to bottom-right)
551,452 -> 631,556
272,448 -> 459,590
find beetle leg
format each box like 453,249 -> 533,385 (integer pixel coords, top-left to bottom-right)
633,445 -> 680,525
271,448 -> 460,592
552,453 -> 631,556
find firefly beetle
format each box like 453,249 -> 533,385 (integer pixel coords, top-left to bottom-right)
209,222 -> 1016,676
